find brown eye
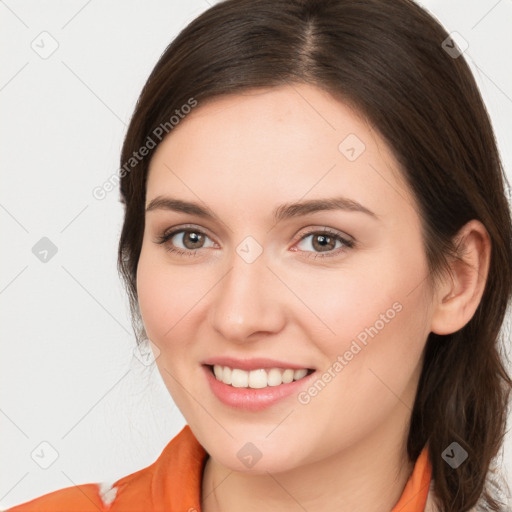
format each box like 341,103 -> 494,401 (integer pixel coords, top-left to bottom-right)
180,231 -> 205,249
155,227 -> 216,255
295,229 -> 355,259
311,234 -> 337,252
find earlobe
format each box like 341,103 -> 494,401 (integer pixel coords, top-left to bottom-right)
430,220 -> 491,335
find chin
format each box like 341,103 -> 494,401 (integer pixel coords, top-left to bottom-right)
201,429 -> 308,474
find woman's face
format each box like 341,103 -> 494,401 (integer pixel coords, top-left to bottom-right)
136,84 -> 435,473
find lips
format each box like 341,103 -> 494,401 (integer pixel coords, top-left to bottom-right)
201,357 -> 316,411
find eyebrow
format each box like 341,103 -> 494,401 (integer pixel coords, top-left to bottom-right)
145,195 -> 379,223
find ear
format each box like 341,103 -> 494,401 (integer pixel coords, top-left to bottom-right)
430,219 -> 491,335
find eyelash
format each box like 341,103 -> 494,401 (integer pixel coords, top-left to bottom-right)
154,226 -> 355,260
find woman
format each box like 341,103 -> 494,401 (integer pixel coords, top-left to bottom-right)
6,0 -> 511,511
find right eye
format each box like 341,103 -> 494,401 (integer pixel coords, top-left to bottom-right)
155,227 -> 216,256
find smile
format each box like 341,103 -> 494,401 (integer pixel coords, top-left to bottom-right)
210,364 -> 313,388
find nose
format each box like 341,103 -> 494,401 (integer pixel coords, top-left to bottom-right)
208,250 -> 286,344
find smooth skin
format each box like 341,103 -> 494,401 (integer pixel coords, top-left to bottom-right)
136,83 -> 491,512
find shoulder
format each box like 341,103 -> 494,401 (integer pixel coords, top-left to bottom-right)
1,482 -> 113,512
2,478 -> 147,512
3,425 -> 206,512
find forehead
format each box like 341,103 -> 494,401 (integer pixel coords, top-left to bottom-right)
145,83 -> 415,222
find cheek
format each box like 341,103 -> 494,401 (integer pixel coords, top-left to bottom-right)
287,271 -> 390,339
136,249 -> 209,344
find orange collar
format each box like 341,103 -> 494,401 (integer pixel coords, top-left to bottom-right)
390,443 -> 432,512
112,425 -> 431,511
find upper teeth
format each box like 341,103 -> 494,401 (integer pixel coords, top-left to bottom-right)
212,365 -> 309,388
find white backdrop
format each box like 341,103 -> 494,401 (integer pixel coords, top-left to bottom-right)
1,0 -> 511,508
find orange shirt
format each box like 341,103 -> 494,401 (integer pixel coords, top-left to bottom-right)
5,426 -> 432,511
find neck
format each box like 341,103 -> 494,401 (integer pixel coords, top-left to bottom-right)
201,402 -> 415,512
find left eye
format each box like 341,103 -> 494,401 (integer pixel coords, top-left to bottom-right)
295,230 -> 354,255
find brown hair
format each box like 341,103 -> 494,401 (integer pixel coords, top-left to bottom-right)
117,0 -> 512,510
